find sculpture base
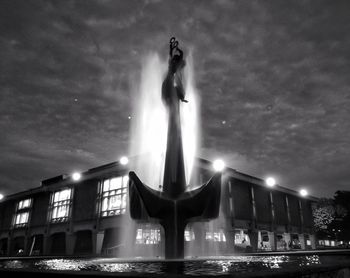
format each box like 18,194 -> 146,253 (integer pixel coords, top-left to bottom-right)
128,171 -> 221,259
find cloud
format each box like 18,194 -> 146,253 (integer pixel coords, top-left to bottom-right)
0,0 -> 350,198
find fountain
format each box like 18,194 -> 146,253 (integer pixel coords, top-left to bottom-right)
0,37 -> 350,278
128,38 -> 221,259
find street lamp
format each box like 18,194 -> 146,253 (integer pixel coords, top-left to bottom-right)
72,172 -> 81,181
120,156 -> 129,165
300,189 -> 308,197
265,177 -> 276,187
0,193 -> 4,201
213,159 -> 225,172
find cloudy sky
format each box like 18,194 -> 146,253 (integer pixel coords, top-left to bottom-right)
0,0 -> 349,197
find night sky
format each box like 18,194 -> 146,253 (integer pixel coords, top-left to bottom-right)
1,0 -> 350,197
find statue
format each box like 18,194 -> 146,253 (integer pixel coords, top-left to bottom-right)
129,37 -> 221,259
161,37 -> 188,198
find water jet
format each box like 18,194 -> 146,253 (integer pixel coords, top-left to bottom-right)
128,38 -> 221,259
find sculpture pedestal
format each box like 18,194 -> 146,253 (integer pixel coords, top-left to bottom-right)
129,171 -> 221,259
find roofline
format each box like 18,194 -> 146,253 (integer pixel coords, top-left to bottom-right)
196,157 -> 318,201
0,156 -> 318,202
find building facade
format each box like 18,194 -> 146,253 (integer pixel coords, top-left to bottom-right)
0,158 -> 317,257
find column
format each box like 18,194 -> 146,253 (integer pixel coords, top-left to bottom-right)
283,233 -> 291,250
193,223 -> 205,256
225,229 -> 235,254
23,236 -> 29,256
309,234 -> 316,249
92,231 -> 105,255
6,237 -> 11,256
43,234 -> 50,255
66,233 -> 77,255
248,230 -> 259,252
268,232 -> 276,251
298,234 -> 306,250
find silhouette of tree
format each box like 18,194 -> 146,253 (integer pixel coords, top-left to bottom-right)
312,198 -> 335,231
312,193 -> 349,242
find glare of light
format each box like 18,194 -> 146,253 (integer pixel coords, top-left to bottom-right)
300,189 -> 308,197
213,159 -> 225,172
0,193 -> 4,200
265,177 -> 276,187
120,156 -> 129,165
72,172 -> 81,181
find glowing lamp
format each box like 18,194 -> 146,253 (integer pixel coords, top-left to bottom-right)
120,156 -> 129,165
265,177 -> 276,187
0,193 -> 4,201
72,172 -> 81,181
213,159 -> 225,172
300,189 -> 308,197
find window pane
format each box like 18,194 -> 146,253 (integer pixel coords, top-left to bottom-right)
18,200 -> 24,210
54,192 -> 60,202
21,212 -> 29,223
23,199 -> 30,208
15,214 -> 21,224
103,180 -> 110,192
59,189 -> 71,201
102,198 -> 108,212
122,195 -> 127,209
110,196 -> 118,209
123,176 -> 129,188
57,205 -> 67,218
110,177 -> 122,190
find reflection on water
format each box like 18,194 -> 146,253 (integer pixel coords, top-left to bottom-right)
0,255 -> 343,276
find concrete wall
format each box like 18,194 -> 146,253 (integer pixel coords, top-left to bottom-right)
31,192 -> 50,227
254,186 -> 271,224
73,179 -> 99,222
0,202 -> 15,230
288,195 -> 301,227
273,192 -> 288,225
230,179 -> 252,221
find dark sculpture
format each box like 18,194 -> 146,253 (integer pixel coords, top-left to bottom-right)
129,37 -> 221,259
161,37 -> 187,198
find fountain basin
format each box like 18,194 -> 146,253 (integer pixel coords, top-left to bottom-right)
0,250 -> 350,277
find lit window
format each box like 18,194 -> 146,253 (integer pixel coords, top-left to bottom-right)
234,230 -> 249,245
50,188 -> 72,223
100,176 -> 128,217
18,199 -> 31,210
13,198 -> 32,228
135,228 -> 161,244
184,230 -> 195,241
205,230 -> 226,242
15,212 -> 29,225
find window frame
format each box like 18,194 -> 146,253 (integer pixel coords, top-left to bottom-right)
13,198 -> 32,228
98,175 -> 128,218
135,228 -> 161,245
49,188 -> 73,223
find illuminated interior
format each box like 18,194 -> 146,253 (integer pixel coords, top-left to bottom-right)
13,198 -> 32,227
51,188 -> 72,222
205,230 -> 226,242
100,175 -> 128,217
135,228 -> 161,245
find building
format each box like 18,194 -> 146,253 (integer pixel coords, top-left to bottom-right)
0,158 -> 317,257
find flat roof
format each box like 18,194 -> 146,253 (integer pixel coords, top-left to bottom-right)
0,156 -> 318,202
